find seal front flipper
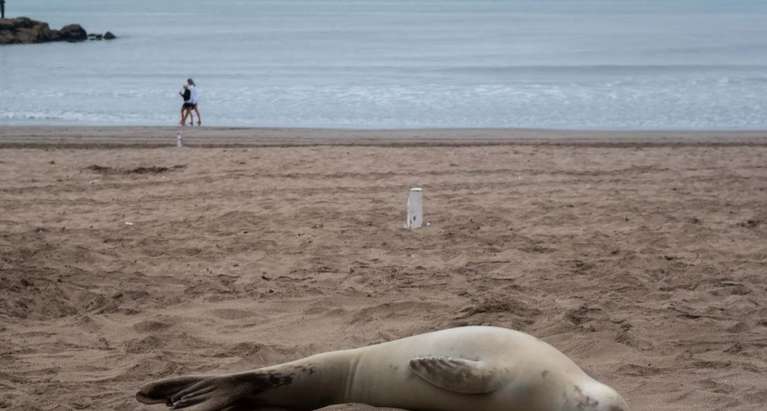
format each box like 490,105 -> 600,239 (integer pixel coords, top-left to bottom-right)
408,356 -> 507,394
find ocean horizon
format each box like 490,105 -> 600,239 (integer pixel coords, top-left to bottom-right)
1,0 -> 766,129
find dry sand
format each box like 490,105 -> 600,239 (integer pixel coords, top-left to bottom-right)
1,127 -> 767,411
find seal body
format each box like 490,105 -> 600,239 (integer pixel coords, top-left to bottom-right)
137,326 -> 629,411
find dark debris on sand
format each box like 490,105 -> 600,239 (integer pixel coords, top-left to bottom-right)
85,164 -> 186,175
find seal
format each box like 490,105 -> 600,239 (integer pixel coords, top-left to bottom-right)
137,326 -> 629,411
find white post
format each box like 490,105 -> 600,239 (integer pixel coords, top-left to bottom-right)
176,128 -> 184,148
405,187 -> 423,229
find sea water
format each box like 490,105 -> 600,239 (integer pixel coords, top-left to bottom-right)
1,0 -> 766,129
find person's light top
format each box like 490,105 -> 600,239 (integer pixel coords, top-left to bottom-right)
190,86 -> 200,104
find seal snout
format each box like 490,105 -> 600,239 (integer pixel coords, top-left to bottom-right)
567,380 -> 629,411
600,385 -> 630,411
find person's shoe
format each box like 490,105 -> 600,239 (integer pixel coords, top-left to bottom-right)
197,121 -> 202,127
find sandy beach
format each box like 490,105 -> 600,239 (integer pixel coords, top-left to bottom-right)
2,127 -> 767,411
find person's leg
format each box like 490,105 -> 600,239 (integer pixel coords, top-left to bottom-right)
181,107 -> 192,127
193,106 -> 201,126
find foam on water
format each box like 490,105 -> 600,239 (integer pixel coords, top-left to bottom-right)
1,0 -> 767,129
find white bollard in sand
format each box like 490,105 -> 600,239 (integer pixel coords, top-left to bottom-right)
176,129 -> 184,148
405,187 -> 424,229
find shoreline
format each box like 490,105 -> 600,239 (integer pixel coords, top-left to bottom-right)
2,126 -> 767,148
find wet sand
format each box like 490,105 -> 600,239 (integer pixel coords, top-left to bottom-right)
1,127 -> 767,410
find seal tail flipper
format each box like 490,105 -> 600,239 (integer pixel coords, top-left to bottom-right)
137,371 -> 297,410
136,375 -> 235,410
137,376 -> 206,404
409,356 -> 507,394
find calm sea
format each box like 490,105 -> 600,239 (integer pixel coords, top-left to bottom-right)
1,0 -> 766,129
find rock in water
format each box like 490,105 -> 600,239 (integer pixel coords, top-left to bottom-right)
57,24 -> 87,42
0,17 -> 88,44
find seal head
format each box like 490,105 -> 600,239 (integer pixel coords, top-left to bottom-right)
561,379 -> 629,411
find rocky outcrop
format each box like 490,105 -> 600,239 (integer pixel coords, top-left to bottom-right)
0,17 -> 94,45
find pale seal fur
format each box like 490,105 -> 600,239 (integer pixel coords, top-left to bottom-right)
137,326 -> 629,411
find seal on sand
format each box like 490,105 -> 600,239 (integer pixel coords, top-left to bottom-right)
137,326 -> 629,411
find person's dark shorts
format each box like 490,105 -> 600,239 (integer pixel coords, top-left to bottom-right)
183,102 -> 196,109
